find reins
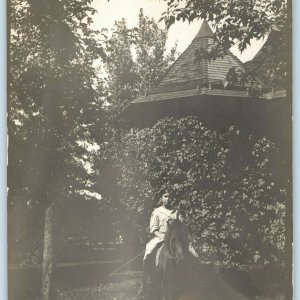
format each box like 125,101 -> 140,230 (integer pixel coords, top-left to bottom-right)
94,248 -> 145,297
169,239 -> 174,259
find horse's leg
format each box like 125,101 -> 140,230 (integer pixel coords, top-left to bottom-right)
161,282 -> 167,300
161,280 -> 175,300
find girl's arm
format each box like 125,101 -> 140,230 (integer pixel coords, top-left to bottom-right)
150,210 -> 160,235
153,229 -> 165,239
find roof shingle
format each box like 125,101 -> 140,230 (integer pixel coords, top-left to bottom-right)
132,20 -> 246,104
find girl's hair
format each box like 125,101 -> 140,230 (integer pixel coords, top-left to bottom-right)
159,188 -> 170,198
156,187 -> 170,207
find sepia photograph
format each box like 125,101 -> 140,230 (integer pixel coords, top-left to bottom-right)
7,0 -> 292,299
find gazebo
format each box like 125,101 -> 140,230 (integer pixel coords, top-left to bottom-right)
121,20 -> 289,143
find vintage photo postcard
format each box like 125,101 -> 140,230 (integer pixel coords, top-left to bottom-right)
7,0 -> 292,299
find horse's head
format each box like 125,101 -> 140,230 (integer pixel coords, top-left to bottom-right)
164,219 -> 190,264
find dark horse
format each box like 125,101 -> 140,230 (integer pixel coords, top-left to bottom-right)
154,219 -> 196,300
149,220 -> 258,300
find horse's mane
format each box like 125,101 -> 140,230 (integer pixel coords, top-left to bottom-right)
164,219 -> 189,264
157,220 -> 196,299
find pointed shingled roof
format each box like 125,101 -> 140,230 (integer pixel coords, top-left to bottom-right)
194,19 -> 215,38
133,20 -> 247,103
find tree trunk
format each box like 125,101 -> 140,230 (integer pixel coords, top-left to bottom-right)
41,202 -> 57,300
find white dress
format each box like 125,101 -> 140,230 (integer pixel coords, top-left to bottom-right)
144,206 -> 198,259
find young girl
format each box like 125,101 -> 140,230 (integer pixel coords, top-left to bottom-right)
138,188 -> 198,297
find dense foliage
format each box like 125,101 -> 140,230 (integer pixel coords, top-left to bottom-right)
113,117 -> 286,266
8,0 -> 106,210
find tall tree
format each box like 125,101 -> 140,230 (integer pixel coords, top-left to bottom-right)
104,9 -> 177,116
8,0 -> 106,298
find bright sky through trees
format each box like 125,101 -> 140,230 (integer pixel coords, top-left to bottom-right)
92,0 -> 266,63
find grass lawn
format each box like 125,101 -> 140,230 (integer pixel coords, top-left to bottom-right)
57,273 -> 285,300
58,271 -> 142,300
58,278 -> 141,300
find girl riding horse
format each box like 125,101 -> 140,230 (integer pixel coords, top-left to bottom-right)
137,188 -> 198,298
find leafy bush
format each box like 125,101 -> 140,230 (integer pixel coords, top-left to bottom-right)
113,117 -> 286,266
